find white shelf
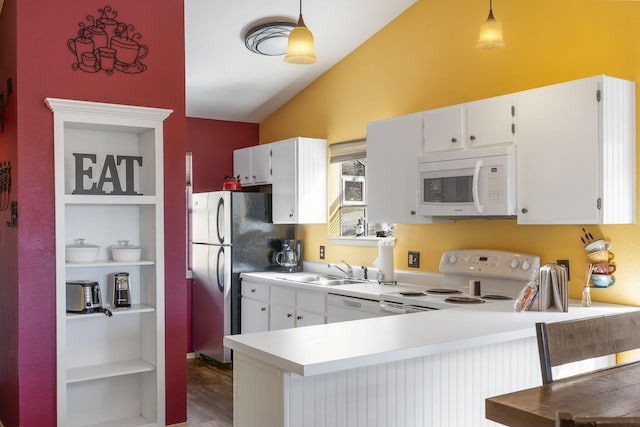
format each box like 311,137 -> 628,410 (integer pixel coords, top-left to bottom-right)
64,194 -> 157,205
67,359 -> 155,383
84,416 -> 157,427
50,98 -> 168,426
65,259 -> 155,268
66,304 -> 155,320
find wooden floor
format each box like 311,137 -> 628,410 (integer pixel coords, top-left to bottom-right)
187,357 -> 234,427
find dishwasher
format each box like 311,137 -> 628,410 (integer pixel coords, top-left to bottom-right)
326,293 -> 395,323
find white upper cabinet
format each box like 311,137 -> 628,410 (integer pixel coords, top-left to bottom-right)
271,137 -> 327,224
367,113 -> 431,224
233,144 -> 271,186
422,105 -> 464,152
516,75 -> 636,224
423,94 -> 515,153
465,94 -> 515,148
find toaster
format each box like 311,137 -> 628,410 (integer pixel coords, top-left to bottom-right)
66,280 -> 102,313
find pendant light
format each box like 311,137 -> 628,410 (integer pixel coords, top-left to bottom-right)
284,0 -> 317,64
477,0 -> 505,50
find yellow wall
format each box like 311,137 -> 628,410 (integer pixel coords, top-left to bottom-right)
260,0 -> 640,306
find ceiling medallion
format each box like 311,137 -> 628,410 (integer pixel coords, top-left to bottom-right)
244,21 -> 296,56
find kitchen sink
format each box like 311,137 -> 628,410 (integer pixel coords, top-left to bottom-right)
277,274 -> 324,283
311,278 -> 366,286
277,274 -> 366,286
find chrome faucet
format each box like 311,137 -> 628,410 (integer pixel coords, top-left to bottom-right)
329,260 -> 353,278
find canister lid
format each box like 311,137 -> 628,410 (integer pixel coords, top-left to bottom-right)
111,240 -> 141,249
66,238 -> 99,249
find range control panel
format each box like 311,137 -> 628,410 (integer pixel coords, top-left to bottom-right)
439,249 -> 541,281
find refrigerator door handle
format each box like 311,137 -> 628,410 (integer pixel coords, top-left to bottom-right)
216,246 -> 225,293
216,197 -> 225,244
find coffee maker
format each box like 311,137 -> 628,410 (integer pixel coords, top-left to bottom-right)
273,239 -> 303,272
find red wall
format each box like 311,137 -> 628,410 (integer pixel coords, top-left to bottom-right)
186,117 -> 259,193
0,0 -> 19,425
0,1 -> 187,425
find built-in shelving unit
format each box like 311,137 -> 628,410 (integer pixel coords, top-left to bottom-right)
47,98 -> 172,427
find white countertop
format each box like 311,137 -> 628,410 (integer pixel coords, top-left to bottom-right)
225,272 -> 637,377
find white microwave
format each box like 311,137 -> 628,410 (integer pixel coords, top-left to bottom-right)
417,146 -> 517,217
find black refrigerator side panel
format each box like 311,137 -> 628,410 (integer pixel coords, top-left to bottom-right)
229,192 -> 294,335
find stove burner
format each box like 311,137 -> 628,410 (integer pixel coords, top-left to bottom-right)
482,294 -> 512,301
444,296 -> 485,304
426,288 -> 462,295
399,291 -> 426,297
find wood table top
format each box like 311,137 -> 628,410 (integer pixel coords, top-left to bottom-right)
485,361 -> 640,427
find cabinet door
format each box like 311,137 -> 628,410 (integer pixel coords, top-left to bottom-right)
295,310 -> 325,327
423,104 -> 464,152
516,77 -> 600,224
233,147 -> 253,184
271,139 -> 297,223
367,113 -> 424,223
466,94 -> 514,148
241,297 -> 269,334
251,144 -> 272,185
269,303 -> 296,331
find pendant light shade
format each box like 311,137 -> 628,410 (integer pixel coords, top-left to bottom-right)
285,0 -> 317,64
477,0 -> 505,50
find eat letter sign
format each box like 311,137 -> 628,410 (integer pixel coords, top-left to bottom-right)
73,152 -> 143,195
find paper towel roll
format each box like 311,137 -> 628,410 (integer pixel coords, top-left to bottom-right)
374,240 -> 394,282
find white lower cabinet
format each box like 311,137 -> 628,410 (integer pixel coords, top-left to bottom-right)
516,75 -> 636,224
48,98 -> 171,426
269,303 -> 297,331
241,280 -> 270,334
241,278 -> 327,332
270,285 -> 326,330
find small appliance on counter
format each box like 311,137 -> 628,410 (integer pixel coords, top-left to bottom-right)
275,239 -> 303,273
108,272 -> 131,308
66,280 -> 102,313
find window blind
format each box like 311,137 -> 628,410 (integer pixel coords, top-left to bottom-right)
329,138 -> 366,163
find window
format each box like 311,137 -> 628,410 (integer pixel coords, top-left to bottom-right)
329,139 -> 395,244
334,159 -> 369,237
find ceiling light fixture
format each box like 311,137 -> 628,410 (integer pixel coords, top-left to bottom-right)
284,0 -> 317,64
477,0 -> 505,50
244,21 -> 296,56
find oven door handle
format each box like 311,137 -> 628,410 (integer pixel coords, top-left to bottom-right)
472,159 -> 484,214
379,301 -> 408,314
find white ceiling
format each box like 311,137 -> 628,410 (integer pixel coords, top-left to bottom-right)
185,0 -> 417,123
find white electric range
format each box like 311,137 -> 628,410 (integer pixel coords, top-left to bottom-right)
379,249 -> 541,314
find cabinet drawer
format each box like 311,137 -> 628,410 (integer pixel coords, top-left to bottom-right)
241,281 -> 269,301
270,286 -> 296,306
297,291 -> 326,313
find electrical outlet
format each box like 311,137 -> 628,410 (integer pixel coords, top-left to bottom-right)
319,245 -> 325,260
557,259 -> 570,281
408,251 -> 420,268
